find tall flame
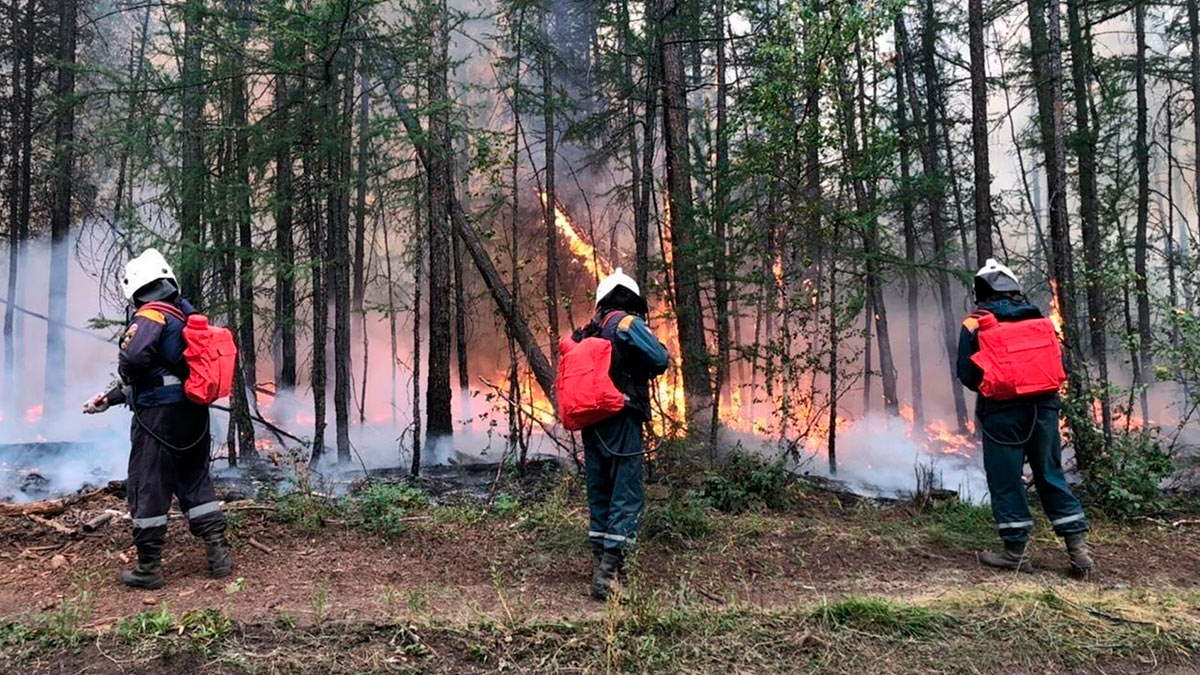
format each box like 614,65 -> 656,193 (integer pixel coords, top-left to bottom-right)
1048,278 -> 1064,339
539,192 -> 611,280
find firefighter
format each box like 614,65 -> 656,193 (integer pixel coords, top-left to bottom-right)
82,249 -> 233,589
956,258 -> 1093,575
576,268 -> 669,600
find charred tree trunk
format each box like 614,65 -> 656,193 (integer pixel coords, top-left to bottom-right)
305,57 -> 328,468
179,0 -> 207,302
425,0 -> 455,453
1067,0 -> 1110,442
968,0 -> 993,265
331,32 -> 356,464
1190,0 -> 1200,313
1133,2 -> 1151,422
896,35 -> 924,427
353,77 -> 370,314
660,0 -> 713,434
4,0 -> 27,394
44,0 -> 78,415
827,219 -> 839,476
411,175 -> 425,477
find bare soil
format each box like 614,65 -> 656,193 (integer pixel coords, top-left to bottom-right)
2,484 -> 1200,673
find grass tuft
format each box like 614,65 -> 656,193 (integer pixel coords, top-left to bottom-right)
813,596 -> 955,638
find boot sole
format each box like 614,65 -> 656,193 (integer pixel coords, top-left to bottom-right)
120,577 -> 166,590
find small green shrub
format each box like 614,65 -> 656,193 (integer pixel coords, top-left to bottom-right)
274,491 -> 342,533
349,481 -> 429,539
492,492 -> 520,517
116,604 -> 176,641
1083,431 -> 1175,517
640,495 -> 713,543
814,596 -> 954,638
697,452 -> 792,514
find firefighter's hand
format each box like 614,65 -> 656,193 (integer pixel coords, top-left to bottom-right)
82,393 -> 110,415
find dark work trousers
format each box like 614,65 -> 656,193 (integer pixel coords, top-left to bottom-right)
127,402 -> 225,549
583,412 -> 645,553
981,403 -> 1087,544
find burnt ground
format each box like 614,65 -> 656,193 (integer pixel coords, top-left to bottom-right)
2,476 -> 1200,673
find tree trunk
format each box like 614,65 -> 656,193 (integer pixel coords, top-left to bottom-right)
710,0 -> 732,444
660,0 -> 713,433
273,32 -> 297,390
1028,0 -> 1093,467
896,29 -> 924,427
968,0 -> 993,265
425,0 -> 455,453
901,10 -> 968,431
305,58 -> 328,468
1133,2 -> 1151,422
453,229 -> 470,421
44,0 -> 78,416
4,0 -> 26,395
331,29 -> 356,464
827,219 -> 839,476
179,0 -> 207,302
1066,0 -> 1110,442
229,0 -> 257,459
541,7 -> 561,367
1190,0 -> 1200,315
353,76 -> 370,314
635,0 -> 658,291
411,173 -> 424,476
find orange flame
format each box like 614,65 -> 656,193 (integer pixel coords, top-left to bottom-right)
539,192 -> 611,280
1048,278 -> 1064,340
25,405 -> 43,424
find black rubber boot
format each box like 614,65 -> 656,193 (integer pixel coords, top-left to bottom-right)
204,532 -> 234,579
1064,533 -> 1094,576
979,540 -> 1033,572
590,550 -> 621,601
119,544 -> 166,590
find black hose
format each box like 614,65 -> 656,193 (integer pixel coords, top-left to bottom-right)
979,404 -> 1040,447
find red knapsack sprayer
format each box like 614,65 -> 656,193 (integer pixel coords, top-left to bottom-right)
969,311 -> 1066,401
142,302 -> 237,405
556,312 -> 627,431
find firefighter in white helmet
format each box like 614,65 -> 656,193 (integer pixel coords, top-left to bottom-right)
957,258 -> 1092,575
571,268 -> 668,600
83,249 -> 233,589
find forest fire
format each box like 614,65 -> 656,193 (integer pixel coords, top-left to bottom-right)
540,192 -> 611,280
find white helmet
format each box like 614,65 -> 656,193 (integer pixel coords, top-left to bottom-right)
974,258 -> 1021,301
122,248 -> 178,301
595,267 -> 640,307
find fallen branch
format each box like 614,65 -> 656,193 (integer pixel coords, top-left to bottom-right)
82,510 -> 122,533
27,514 -> 75,535
1171,518 -> 1200,528
246,537 -> 274,555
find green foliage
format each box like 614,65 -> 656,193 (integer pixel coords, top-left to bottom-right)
640,495 -> 713,543
179,608 -> 234,642
492,492 -> 520,517
116,604 -> 176,641
348,481 -> 429,539
696,452 -> 793,514
521,481 -> 584,554
814,596 -> 955,638
1083,431 -> 1175,517
273,490 -> 343,533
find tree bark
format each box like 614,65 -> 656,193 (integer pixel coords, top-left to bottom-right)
425,0 -> 455,451
179,0 -> 207,302
4,0 -> 27,395
1066,0 -> 1110,442
353,77 -> 370,314
229,0 -> 257,459
453,229 -> 470,420
1133,2 -> 1151,421
273,30 -> 297,390
331,29 -> 355,464
968,0 -> 993,265
44,0 -> 78,415
635,0 -> 658,291
541,7 -> 561,367
896,29 -> 924,427
660,0 -> 714,433
711,0 -> 732,444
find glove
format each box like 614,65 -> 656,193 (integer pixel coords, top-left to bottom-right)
82,393 -> 110,415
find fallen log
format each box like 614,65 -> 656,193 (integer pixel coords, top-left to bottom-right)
81,510 -> 121,533
0,484 -> 119,518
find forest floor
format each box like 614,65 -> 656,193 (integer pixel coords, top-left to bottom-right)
2,468 -> 1200,674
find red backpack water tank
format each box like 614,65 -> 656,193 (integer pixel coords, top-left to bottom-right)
969,311 -> 1066,401
143,302 -> 238,405
556,313 -> 627,431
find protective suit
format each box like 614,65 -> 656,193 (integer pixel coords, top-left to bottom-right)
956,259 -> 1092,574
578,269 -> 668,600
85,249 -> 232,588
